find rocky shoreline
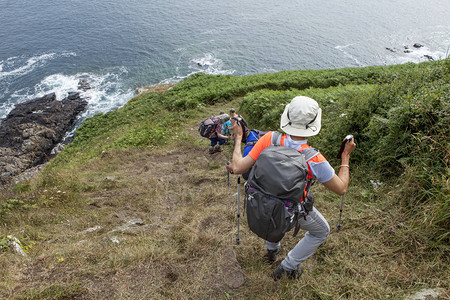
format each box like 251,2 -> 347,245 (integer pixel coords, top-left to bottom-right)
0,82 -> 177,185
385,42 -> 436,61
0,92 -> 87,184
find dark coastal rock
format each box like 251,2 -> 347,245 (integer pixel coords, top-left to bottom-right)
423,54 -> 434,61
385,47 -> 396,53
0,93 -> 87,184
413,43 -> 423,48
78,79 -> 91,91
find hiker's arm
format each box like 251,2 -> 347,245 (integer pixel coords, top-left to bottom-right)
217,132 -> 230,139
225,119 -> 255,174
322,138 -> 356,195
227,136 -> 255,174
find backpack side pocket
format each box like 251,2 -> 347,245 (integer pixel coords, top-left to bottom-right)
246,188 -> 293,243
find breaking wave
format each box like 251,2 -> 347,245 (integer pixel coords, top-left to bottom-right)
0,52 -> 75,80
0,53 -> 134,123
160,53 -> 235,84
334,27 -> 450,67
7,69 -> 134,121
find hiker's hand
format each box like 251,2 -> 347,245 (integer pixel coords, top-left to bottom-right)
231,118 -> 243,139
343,137 -> 356,157
226,162 -> 234,173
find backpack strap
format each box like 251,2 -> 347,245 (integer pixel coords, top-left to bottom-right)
299,147 -> 319,179
293,147 -> 320,236
301,147 -> 320,162
271,131 -> 283,146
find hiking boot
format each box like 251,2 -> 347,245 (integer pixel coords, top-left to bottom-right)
214,145 -> 223,152
271,264 -> 303,281
209,147 -> 215,154
265,248 -> 280,264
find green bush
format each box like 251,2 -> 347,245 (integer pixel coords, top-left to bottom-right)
238,59 -> 449,246
160,64 -> 415,111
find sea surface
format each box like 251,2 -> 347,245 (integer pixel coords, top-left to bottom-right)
1,0 -> 449,124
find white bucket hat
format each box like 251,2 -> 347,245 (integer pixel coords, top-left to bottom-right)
280,96 -> 322,137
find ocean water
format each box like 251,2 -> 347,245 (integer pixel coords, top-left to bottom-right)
1,0 -> 449,122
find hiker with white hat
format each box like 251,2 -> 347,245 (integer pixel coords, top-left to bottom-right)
226,96 -> 356,280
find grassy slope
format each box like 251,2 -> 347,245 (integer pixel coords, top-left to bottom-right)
0,62 -> 448,299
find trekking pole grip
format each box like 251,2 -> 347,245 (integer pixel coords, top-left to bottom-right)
337,134 -> 354,159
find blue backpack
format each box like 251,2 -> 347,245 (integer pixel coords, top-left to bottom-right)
242,130 -> 268,180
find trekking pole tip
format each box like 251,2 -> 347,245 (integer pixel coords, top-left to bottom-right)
336,224 -> 343,231
236,238 -> 241,244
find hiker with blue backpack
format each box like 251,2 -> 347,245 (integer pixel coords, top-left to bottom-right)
226,96 -> 356,281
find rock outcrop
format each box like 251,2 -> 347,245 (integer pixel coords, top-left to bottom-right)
0,92 -> 87,184
77,79 -> 91,91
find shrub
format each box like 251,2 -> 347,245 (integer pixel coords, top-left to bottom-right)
238,59 -> 449,246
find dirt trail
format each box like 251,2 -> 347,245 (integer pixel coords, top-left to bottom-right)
5,104 -> 249,299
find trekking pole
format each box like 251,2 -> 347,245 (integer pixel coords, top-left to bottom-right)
226,161 -> 231,187
336,134 -> 353,231
337,194 -> 344,231
236,175 -> 242,244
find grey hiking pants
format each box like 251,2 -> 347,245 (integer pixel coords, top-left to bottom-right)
265,207 -> 330,271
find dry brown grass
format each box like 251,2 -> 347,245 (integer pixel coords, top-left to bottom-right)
0,101 -> 448,299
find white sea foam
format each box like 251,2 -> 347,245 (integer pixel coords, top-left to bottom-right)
389,46 -> 447,64
0,52 -> 79,119
160,53 -> 235,84
191,53 -> 235,75
77,68 -> 135,119
335,27 -> 450,67
0,53 -> 55,80
0,52 -> 76,80
2,68 -> 134,124
334,44 -> 366,67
